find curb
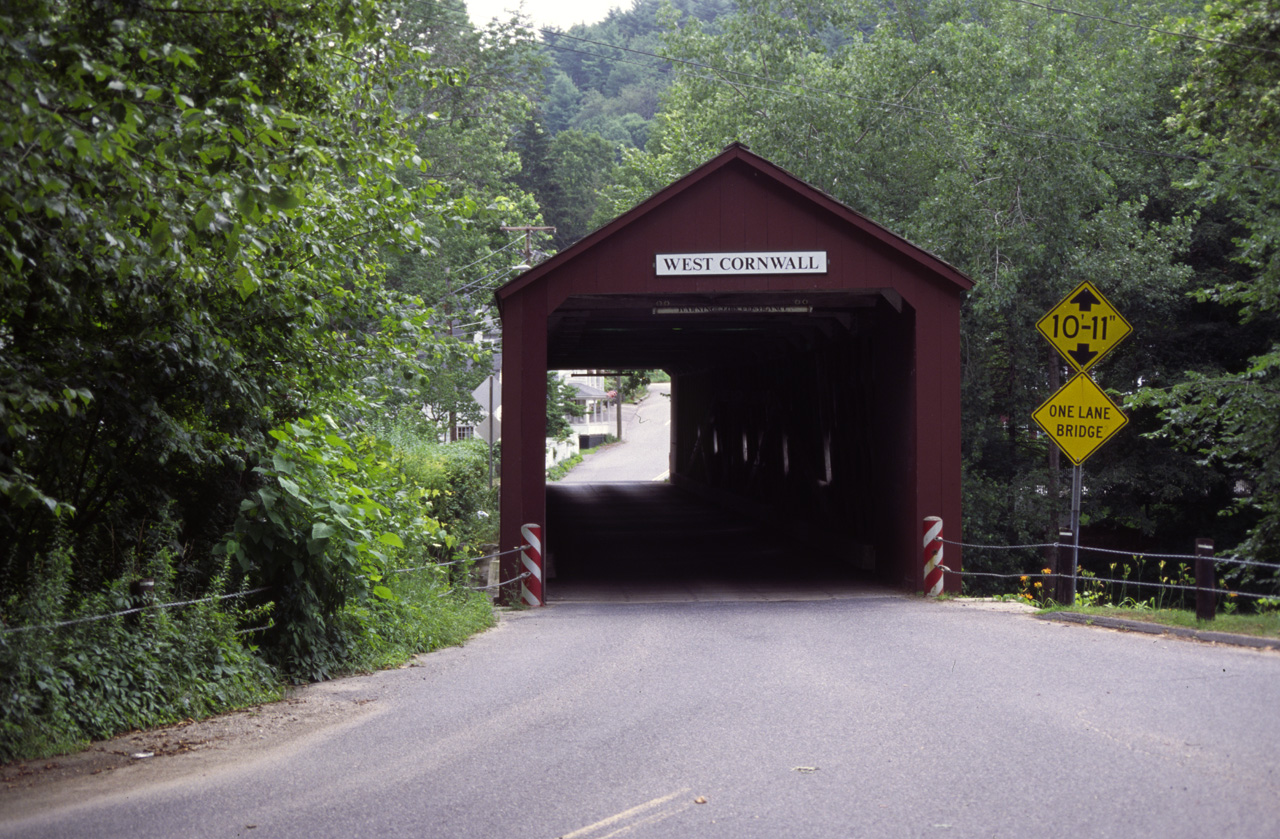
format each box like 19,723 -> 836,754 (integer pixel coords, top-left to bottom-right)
1036,611 -> 1280,651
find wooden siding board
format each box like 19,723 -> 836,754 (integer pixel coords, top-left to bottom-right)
727,167 -> 752,251
498,287 -> 549,599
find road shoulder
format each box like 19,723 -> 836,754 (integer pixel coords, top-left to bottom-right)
1035,610 -> 1280,651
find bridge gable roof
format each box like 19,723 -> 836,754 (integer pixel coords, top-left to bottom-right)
496,142 -> 973,310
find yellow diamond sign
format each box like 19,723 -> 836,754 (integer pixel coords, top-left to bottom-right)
1036,281 -> 1132,373
1032,373 -> 1128,465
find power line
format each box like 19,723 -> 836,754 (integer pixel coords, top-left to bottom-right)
451,317 -> 500,333
454,264 -> 518,296
452,237 -> 524,275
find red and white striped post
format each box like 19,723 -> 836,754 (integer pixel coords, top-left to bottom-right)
520,523 -> 543,607
923,516 -> 944,597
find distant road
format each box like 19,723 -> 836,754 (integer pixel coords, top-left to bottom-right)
559,382 -> 671,483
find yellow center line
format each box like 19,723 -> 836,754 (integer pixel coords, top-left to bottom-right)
594,803 -> 693,839
557,788 -> 692,839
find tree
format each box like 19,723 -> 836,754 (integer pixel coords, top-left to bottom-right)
1131,0 -> 1280,571
377,1 -> 547,436
535,0 -> 734,147
544,71 -> 583,133
0,0 -> 459,596
547,373 -> 584,440
547,130 -> 618,247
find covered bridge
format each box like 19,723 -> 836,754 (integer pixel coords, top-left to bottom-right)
495,143 -> 972,599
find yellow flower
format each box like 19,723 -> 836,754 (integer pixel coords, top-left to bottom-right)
1020,575 -> 1028,583
1034,582 -> 1043,589
1041,568 -> 1052,575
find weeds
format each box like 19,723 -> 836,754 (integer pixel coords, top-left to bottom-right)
1,427 -> 500,762
0,527 -> 281,763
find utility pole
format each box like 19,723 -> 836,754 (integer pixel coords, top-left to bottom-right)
443,268 -> 458,442
501,225 -> 556,266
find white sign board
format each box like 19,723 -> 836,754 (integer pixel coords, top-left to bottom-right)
655,251 -> 827,276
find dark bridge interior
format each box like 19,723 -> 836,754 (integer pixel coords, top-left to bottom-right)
543,290 -> 915,595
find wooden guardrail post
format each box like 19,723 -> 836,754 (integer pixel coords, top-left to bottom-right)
1054,529 -> 1074,606
1195,538 -> 1215,622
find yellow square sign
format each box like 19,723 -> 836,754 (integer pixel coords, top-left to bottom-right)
1036,281 -> 1132,373
1032,373 -> 1128,464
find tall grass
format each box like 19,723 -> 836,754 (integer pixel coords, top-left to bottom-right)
1,423 -> 501,763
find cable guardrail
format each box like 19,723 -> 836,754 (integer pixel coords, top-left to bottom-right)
382,543 -> 530,576
938,564 -> 1271,601
0,586 -> 274,636
464,571 -> 532,593
937,537 -> 1280,606
939,537 -> 1280,572
1,544 -> 536,636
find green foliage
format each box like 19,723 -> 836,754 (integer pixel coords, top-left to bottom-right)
540,0 -> 731,138
0,0 -> 515,750
380,431 -> 499,549
1046,604 -> 1280,638
225,416 -> 450,681
0,426 -> 501,760
383,0 -> 547,320
0,528 -> 280,763
516,127 -> 619,248
620,371 -> 653,402
543,72 -> 584,133
0,0 -> 465,602
338,576 -> 494,675
1131,0 -> 1280,568
355,327 -> 495,445
956,460 -> 1055,595
547,452 -> 586,482
547,373 -> 586,441
547,435 -> 617,482
525,1 -> 738,246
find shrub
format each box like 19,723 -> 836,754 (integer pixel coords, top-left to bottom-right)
1,422 -> 501,761
0,529 -> 280,763
375,425 -> 499,549
225,415 -> 450,682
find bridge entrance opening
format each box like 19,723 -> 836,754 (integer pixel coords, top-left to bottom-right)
543,290 -> 910,598
496,145 -> 971,602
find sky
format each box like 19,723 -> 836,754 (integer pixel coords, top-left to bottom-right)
466,0 -> 623,31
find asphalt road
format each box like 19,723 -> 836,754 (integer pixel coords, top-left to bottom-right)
4,594 -> 1278,839
559,382 -> 672,483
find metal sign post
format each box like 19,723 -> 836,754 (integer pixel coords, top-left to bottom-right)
1070,463 -> 1083,601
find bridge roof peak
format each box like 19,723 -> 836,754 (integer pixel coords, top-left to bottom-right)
497,144 -> 972,310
